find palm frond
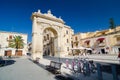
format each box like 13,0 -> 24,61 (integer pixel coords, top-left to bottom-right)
9,35 -> 24,49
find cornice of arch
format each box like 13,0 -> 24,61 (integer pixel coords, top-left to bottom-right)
31,12 -> 65,24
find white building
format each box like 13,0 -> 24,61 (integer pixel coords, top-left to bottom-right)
0,31 -> 28,56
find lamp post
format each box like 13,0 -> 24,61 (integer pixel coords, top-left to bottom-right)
0,44 -> 1,56
58,47 -> 61,63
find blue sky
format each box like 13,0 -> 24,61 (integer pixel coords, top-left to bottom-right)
0,0 -> 120,42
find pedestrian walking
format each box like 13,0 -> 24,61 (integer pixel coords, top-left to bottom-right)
78,59 -> 82,73
118,51 -> 120,58
118,51 -> 120,63
71,59 -> 75,70
66,59 -> 69,68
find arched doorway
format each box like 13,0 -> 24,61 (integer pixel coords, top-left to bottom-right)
43,27 -> 58,57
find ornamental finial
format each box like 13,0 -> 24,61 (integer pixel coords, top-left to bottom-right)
48,9 -> 51,14
38,9 -> 41,13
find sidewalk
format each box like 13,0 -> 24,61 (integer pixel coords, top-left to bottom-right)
1,56 -> 119,80
0,56 -> 56,80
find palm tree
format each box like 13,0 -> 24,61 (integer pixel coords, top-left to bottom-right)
9,36 -> 24,55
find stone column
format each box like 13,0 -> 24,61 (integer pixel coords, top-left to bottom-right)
59,27 -> 65,57
32,17 -> 43,60
32,33 -> 43,60
57,27 -> 63,57
32,16 -> 37,60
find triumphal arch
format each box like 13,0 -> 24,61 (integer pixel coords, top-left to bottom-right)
31,10 -> 73,60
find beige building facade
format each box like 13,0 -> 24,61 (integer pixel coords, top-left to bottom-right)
31,10 -> 74,59
72,26 -> 120,55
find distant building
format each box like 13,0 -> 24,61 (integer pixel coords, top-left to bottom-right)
72,26 -> 120,55
0,31 -> 28,56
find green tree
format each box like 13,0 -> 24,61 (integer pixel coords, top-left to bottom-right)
9,36 -> 24,50
109,18 -> 115,29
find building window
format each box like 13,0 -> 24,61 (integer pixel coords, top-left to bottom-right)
67,39 -> 69,43
75,36 -> 78,41
9,35 -> 12,39
71,41 -> 73,48
117,37 -> 120,41
67,47 -> 69,51
75,42 -> 78,47
100,40 -> 103,43
47,34 -> 49,40
84,40 -> 90,45
66,30 -> 68,34
44,36 -> 46,41
44,30 -> 46,33
97,38 -> 105,44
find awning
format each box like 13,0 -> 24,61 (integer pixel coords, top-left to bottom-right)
97,38 -> 105,41
84,40 -> 90,44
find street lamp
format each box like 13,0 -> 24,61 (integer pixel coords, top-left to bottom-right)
58,47 -> 61,63
0,44 -> 1,56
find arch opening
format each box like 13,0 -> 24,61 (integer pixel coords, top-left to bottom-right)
43,27 -> 58,56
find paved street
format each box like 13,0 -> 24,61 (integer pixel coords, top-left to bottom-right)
0,55 -> 120,80
0,56 -> 56,80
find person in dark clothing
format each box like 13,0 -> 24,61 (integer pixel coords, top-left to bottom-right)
118,51 -> 120,63
118,51 -> 120,58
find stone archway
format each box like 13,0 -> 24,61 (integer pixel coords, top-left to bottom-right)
43,27 -> 58,57
31,10 -> 64,60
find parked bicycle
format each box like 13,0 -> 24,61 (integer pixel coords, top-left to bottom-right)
72,57 -> 97,76
89,60 -> 97,73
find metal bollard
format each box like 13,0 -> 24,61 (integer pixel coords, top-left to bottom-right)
97,63 -> 103,80
111,64 -> 118,80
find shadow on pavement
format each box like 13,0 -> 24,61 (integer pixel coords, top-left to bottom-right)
0,60 -> 16,67
55,74 -> 74,80
101,64 -> 120,75
29,58 -> 74,80
28,58 -> 45,69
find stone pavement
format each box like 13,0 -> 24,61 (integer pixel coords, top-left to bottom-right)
39,58 -> 96,80
39,56 -> 120,80
38,57 -> 98,80
0,56 -> 120,80
0,56 -> 56,80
